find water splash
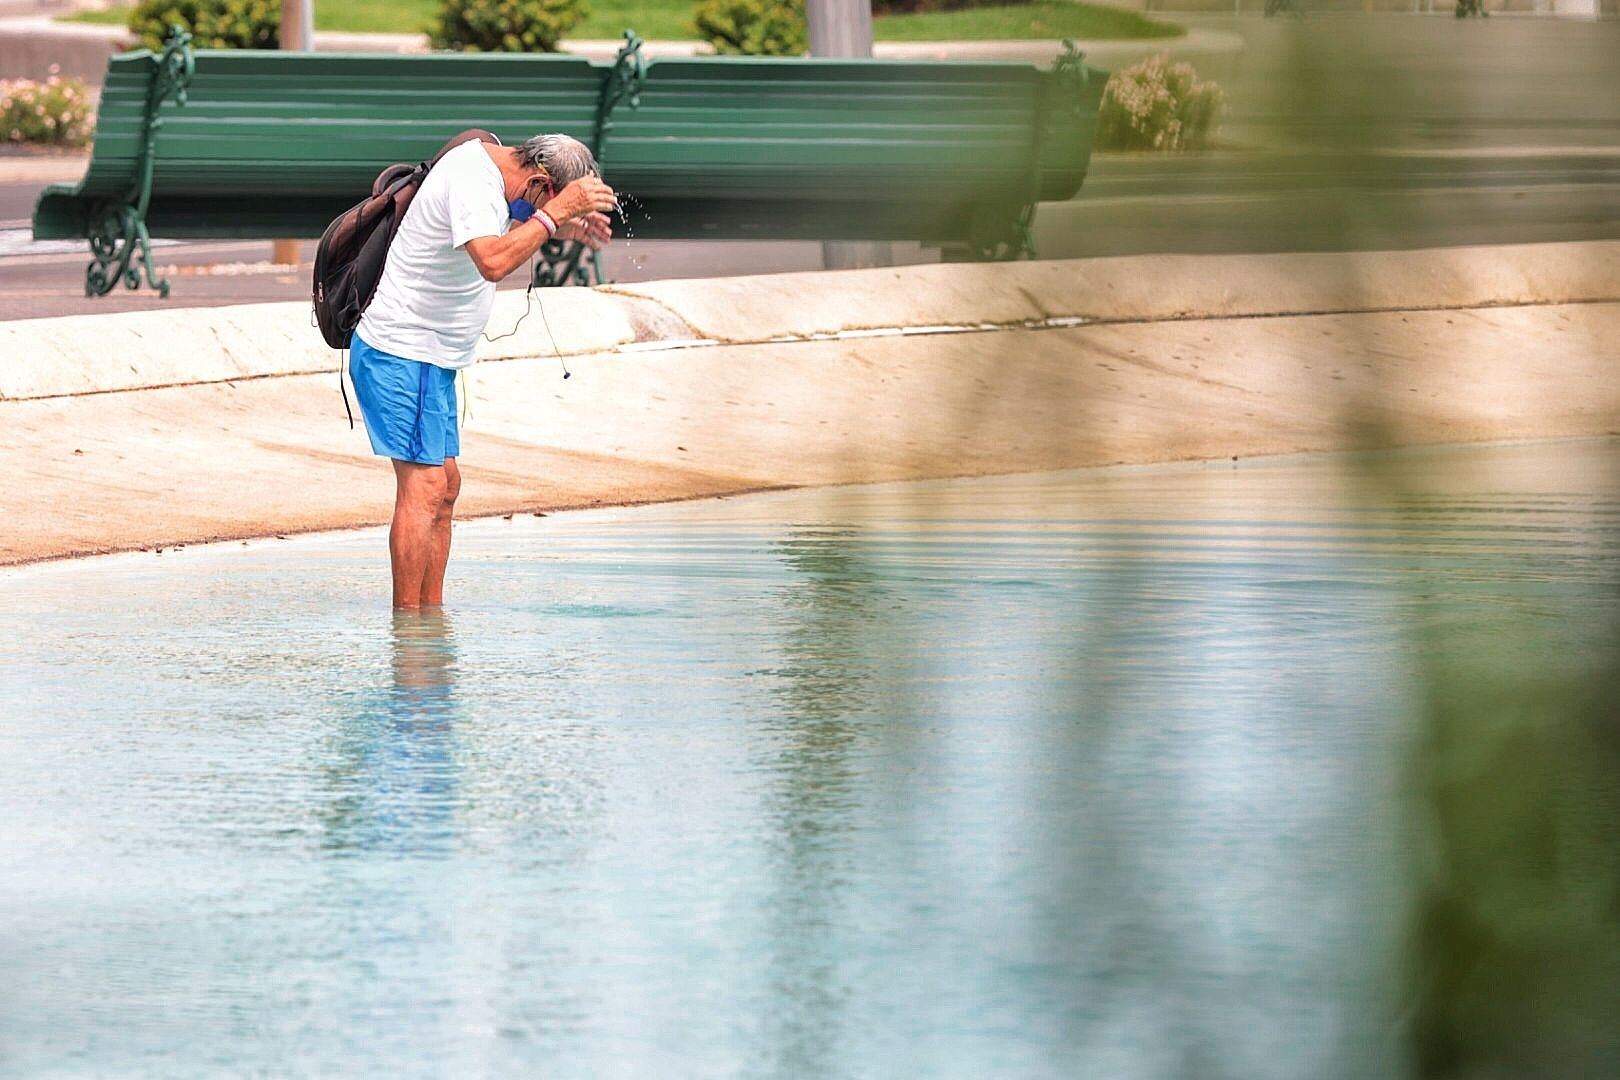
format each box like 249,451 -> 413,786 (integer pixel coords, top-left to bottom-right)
611,191 -> 653,274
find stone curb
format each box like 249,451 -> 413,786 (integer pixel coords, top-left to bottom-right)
0,287 -> 693,400
4,241 -> 1616,402
600,241 -> 1620,340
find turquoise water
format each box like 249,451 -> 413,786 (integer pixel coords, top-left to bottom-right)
3,440 -> 1617,1078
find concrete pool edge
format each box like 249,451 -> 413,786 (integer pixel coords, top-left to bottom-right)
4,241 -> 1616,404
3,243 -> 1618,565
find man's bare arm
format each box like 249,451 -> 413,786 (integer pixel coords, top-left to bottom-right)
465,177 -> 617,282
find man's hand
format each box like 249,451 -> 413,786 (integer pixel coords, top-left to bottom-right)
544,177 -> 616,225
555,211 -> 613,250
465,183 -> 615,282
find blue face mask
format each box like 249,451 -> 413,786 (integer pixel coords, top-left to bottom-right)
508,197 -> 536,223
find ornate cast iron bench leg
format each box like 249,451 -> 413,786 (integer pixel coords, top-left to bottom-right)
86,26 -> 194,298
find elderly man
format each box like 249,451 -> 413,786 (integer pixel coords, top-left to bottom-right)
350,133 -> 617,609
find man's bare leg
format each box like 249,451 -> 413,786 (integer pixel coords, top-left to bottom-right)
421,456 -> 460,607
390,460 -> 449,610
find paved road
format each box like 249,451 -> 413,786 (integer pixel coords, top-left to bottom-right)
0,210 -> 942,319
1041,148 -> 1620,259
1178,14 -> 1620,152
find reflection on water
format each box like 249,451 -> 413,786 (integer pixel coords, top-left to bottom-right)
1,440 -> 1617,1078
321,612 -> 461,855
755,529 -> 888,1078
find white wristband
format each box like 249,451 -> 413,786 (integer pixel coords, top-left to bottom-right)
535,210 -> 558,239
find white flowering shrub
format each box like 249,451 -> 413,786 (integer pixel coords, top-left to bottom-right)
1,68 -> 95,147
1095,54 -> 1222,152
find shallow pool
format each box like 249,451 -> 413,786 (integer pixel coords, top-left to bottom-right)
3,440 -> 1617,1078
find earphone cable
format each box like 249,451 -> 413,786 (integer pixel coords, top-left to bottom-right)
482,253 -> 569,379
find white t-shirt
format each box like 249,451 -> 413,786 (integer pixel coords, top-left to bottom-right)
357,140 -> 509,370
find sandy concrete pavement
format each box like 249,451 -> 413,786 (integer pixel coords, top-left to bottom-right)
3,243 -> 1617,565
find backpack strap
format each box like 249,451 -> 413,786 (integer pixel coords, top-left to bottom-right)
371,163 -> 418,197
369,130 -> 501,197
429,128 -> 501,168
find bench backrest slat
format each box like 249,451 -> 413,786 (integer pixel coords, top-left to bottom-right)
35,47 -> 1102,251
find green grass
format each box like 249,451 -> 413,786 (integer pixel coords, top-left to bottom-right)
318,0 -> 700,40
316,0 -> 435,34
58,6 -> 124,24
63,0 -> 1182,43
574,0 -> 695,40
875,3 -> 1183,42
60,0 -> 442,34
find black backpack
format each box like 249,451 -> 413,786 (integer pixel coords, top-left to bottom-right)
312,128 -> 500,351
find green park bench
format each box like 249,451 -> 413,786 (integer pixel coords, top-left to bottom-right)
33,29 -> 1103,298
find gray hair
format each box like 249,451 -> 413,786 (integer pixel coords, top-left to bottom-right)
518,133 -> 600,188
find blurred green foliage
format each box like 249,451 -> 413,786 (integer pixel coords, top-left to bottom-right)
1405,629 -> 1620,1077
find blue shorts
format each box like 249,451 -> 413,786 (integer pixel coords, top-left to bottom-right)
349,332 -> 460,466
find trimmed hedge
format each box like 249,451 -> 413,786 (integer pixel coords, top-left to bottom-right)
128,0 -> 279,50
692,0 -> 806,56
430,0 -> 588,52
